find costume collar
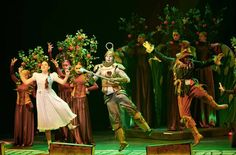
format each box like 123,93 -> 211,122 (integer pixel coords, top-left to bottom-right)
102,61 -> 114,67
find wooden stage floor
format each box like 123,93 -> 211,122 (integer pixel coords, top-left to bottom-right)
1,127 -> 236,155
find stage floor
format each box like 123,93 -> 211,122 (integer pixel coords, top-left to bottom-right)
1,128 -> 236,155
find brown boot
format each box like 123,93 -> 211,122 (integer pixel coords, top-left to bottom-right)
133,112 -> 152,136
115,128 -> 129,152
191,126 -> 203,146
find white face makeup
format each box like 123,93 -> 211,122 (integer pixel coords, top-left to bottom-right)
105,54 -> 114,63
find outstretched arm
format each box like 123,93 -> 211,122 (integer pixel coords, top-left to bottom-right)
53,70 -> 70,85
93,67 -> 101,81
225,87 -> 236,94
153,49 -> 175,63
87,82 -> 99,91
51,58 -> 64,77
19,67 -> 35,85
194,53 -> 224,68
10,58 -> 19,83
143,41 -> 175,63
219,82 -> 236,95
48,42 -> 53,60
110,68 -> 130,83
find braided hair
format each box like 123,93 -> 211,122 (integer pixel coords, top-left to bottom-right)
45,72 -> 50,89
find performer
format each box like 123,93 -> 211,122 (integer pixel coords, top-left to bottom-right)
51,58 -> 84,144
194,31 -> 219,127
19,60 -> 77,150
10,57 -> 35,147
70,62 -> 99,145
49,43 -> 75,142
88,44 -> 152,152
219,82 -> 236,147
143,41 -> 228,146
219,82 -> 236,128
162,30 -> 183,131
121,34 -> 154,126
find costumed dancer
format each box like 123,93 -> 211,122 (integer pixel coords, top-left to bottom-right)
10,57 -> 35,147
49,43 -> 83,144
83,42 -> 152,152
162,30 -> 183,131
193,31 -> 219,127
143,41 -> 228,146
121,34 -> 154,126
19,60 -> 77,150
219,82 -> 236,147
70,62 -> 98,145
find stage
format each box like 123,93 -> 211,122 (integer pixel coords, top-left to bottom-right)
1,127 -> 236,155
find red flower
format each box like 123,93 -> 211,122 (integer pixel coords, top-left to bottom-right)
171,21 -> 175,25
58,47 -> 63,51
164,21 -> 168,25
75,45 -> 80,50
87,54 -> 91,58
68,46 -> 74,51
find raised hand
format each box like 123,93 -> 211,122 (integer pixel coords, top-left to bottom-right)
47,42 -> 54,53
51,58 -> 59,68
18,67 -> 23,74
11,57 -> 18,66
143,41 -> 154,53
219,82 -> 225,92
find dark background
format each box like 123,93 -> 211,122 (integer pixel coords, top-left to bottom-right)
1,0 -> 236,137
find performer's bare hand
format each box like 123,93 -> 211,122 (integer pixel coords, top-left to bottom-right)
108,78 -> 120,84
65,69 -> 70,77
219,82 -> 225,92
149,56 -> 161,63
51,58 -> 59,68
86,88 -> 90,94
18,67 -> 23,73
11,57 -> 18,66
47,42 -> 53,53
